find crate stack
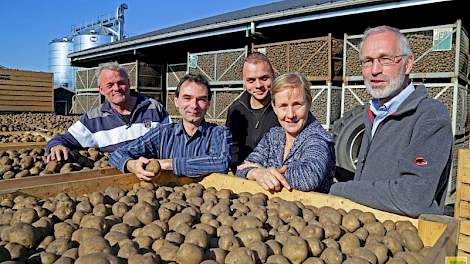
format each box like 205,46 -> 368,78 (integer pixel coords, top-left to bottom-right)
253,34 -> 343,129
165,63 -> 187,119
180,47 -> 247,123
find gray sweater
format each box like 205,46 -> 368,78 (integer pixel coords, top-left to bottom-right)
330,85 -> 453,217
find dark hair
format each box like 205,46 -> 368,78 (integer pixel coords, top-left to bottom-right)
244,52 -> 275,77
175,74 -> 212,100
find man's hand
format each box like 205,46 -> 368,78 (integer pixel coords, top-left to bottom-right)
126,157 -> 158,181
246,165 -> 291,192
47,145 -> 70,162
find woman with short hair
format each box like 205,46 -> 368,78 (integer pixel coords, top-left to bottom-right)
236,72 -> 335,193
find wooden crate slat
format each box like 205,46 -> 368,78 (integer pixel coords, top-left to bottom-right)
460,219 -> 470,236
458,234 -> 470,252
0,79 -> 52,87
0,85 -> 52,92
0,90 -> 52,96
458,249 -> 470,258
0,100 -> 52,106
461,183 -> 470,202
0,105 -> 52,112
0,74 -> 52,82
0,95 -> 52,102
0,69 -> 52,79
460,201 -> 470,219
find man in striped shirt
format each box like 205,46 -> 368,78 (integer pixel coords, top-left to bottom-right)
46,62 -> 170,161
110,74 -> 232,180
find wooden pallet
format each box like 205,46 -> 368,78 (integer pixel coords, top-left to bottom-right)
455,149 -> 470,258
0,169 -> 459,263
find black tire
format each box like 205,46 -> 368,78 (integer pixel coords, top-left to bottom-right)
332,105 -> 366,181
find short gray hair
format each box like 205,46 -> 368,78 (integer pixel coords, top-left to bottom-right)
96,62 -> 130,85
359,25 -> 413,59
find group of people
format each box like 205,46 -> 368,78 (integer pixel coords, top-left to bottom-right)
45,25 -> 453,218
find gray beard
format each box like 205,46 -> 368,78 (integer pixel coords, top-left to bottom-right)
365,69 -> 406,99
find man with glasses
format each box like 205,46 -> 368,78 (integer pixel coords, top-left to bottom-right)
330,26 -> 453,217
46,62 -> 170,162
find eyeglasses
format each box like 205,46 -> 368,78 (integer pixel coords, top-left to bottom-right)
360,55 -> 406,68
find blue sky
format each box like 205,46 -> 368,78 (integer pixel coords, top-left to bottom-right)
0,0 -> 277,72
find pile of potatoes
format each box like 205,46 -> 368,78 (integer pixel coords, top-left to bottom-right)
0,113 -> 80,136
0,181 -> 429,263
0,148 -> 110,180
0,133 -> 47,144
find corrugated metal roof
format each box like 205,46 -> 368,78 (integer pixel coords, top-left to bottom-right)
132,0 -> 342,40
70,0 -> 449,60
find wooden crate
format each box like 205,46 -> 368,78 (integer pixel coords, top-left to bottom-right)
187,48 -> 247,85
0,69 -> 53,112
455,149 -> 470,257
0,170 -> 459,263
253,34 -> 343,82
0,131 -> 51,151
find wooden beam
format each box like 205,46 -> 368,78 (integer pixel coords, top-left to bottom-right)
0,90 -> 52,96
460,219 -> 470,236
420,214 -> 458,263
0,85 -> 52,92
0,69 -> 52,79
0,95 -> 52,102
0,105 -> 52,112
0,100 -> 53,106
0,80 -> 52,87
458,234 -> 470,252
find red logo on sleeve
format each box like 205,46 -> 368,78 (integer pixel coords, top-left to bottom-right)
415,156 -> 428,167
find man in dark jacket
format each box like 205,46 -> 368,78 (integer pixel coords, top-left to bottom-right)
226,52 -> 279,171
46,62 -> 170,161
329,26 -> 453,217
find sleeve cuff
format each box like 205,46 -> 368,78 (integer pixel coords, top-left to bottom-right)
173,158 -> 187,177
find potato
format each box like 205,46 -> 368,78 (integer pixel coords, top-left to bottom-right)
237,228 -> 263,246
266,254 -> 291,264
343,256 -> 369,264
4,242 -> 26,260
175,243 -> 204,264
71,228 -> 101,244
342,214 -> 361,233
218,234 -> 240,251
225,247 -> 256,264
117,240 -> 139,259
305,237 -> 324,257
395,251 -> 420,264
282,236 -> 308,264
158,242 -> 179,262
352,247 -> 378,264
400,229 -> 423,252
79,215 -> 108,234
37,235 -> 54,250
145,159 -> 161,174
364,222 -> 386,237
104,231 -> 129,247
168,213 -> 193,231
320,247 -> 343,264
75,252 -> 121,264
324,222 -> 342,240
386,257 -> 407,264
303,257 -> 325,264
365,243 -> 389,264
78,236 -> 111,256
204,247 -> 226,263
278,201 -> 300,223
194,223 -> 216,236
383,235 -> 403,255
319,207 -> 342,225
184,229 -> 209,248
166,231 -> 185,245
359,212 -> 376,225
8,223 -> 40,248
339,233 -> 360,255
127,253 -> 159,264
265,239 -> 282,255
45,238 -> 73,255
133,236 -> 153,249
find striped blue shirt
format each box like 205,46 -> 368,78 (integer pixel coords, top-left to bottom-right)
46,95 -> 170,153
109,120 -> 232,177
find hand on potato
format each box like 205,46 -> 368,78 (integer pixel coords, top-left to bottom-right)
247,165 -> 291,192
126,157 -> 158,181
47,145 -> 71,162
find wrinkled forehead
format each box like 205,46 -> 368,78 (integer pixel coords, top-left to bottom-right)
362,31 -> 401,57
179,80 -> 209,96
273,86 -> 308,103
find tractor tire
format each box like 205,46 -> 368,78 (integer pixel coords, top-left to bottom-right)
332,105 -> 367,181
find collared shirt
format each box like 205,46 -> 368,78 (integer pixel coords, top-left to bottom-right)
369,83 -> 415,138
109,120 -> 232,177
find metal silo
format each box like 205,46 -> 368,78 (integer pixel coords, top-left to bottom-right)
48,38 -> 74,91
73,32 -> 112,52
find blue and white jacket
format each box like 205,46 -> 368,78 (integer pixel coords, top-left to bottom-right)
46,95 -> 170,153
